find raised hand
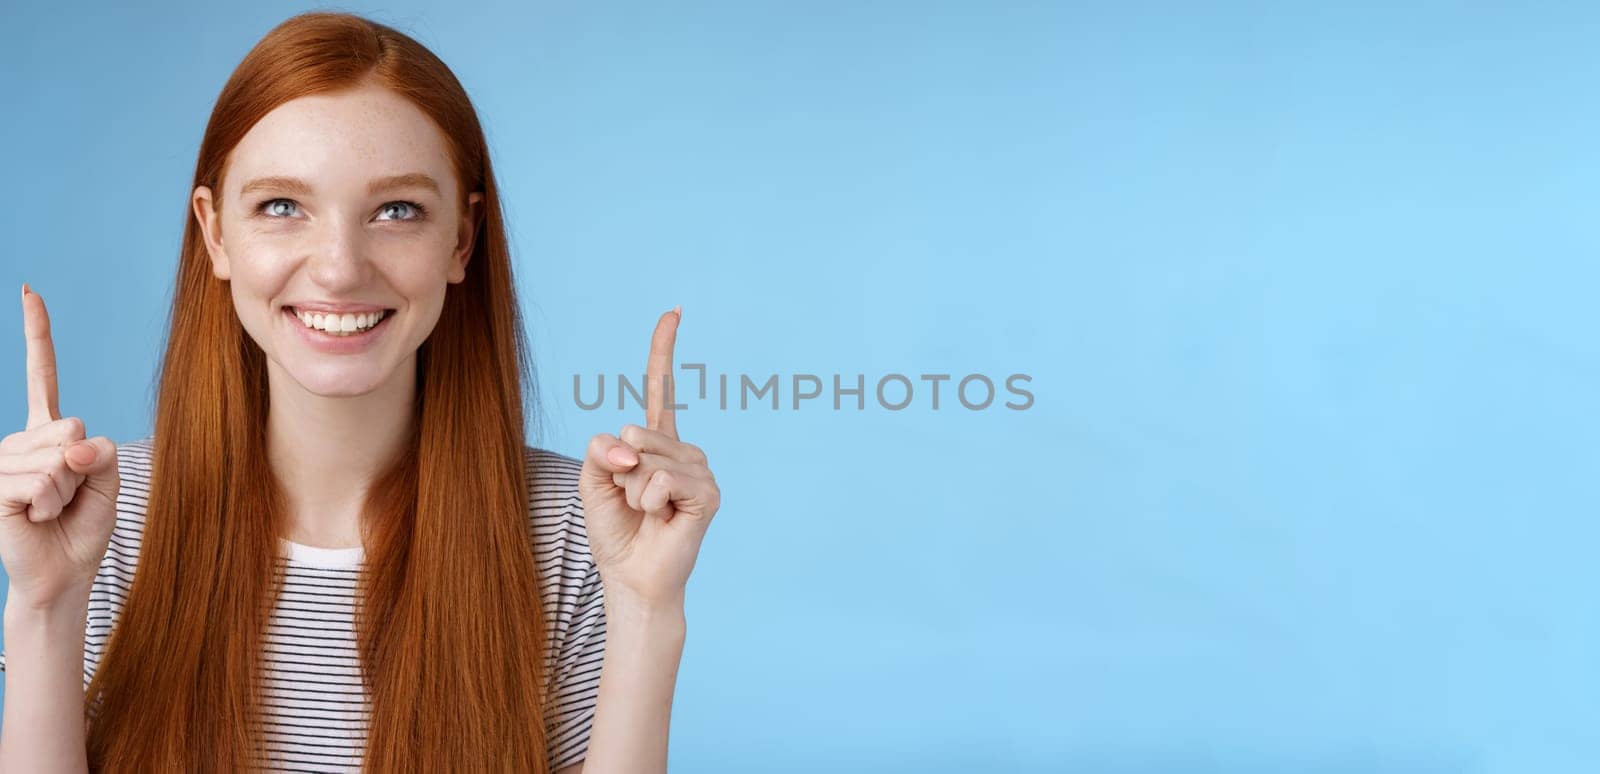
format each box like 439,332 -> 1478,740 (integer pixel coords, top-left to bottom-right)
0,284 -> 120,609
578,306 -> 720,608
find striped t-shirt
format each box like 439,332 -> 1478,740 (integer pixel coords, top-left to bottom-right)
0,436 -> 607,772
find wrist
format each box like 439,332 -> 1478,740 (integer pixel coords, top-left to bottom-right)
4,581 -> 92,623
602,585 -> 687,632
4,599 -> 89,657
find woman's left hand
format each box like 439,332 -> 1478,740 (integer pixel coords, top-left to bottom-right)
579,307 -> 720,609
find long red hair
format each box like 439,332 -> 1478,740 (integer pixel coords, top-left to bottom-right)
82,11 -> 556,771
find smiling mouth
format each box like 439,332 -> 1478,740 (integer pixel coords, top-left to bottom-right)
283,305 -> 395,335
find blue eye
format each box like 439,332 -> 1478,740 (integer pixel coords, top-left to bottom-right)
252,199 -> 428,221
377,201 -> 428,221
258,198 -> 299,218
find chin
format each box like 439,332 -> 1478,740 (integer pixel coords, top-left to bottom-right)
303,382 -> 384,398
285,363 -> 393,398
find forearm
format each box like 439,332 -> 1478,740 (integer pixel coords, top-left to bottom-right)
580,588 -> 686,774
0,587 -> 92,774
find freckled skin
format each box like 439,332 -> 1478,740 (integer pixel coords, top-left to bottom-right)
189,82 -> 482,399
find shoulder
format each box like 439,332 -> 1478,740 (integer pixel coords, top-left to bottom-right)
103,436 -> 155,545
520,446 -> 601,604
528,444 -> 592,540
522,445 -> 583,504
82,435 -> 157,681
113,436 -> 156,507
104,435 -> 156,550
525,447 -> 608,770
523,445 -> 584,532
521,445 -> 594,562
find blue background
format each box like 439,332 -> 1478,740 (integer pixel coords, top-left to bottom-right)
2,2 -> 1596,771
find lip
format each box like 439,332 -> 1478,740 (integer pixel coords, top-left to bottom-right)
284,302 -> 390,314
283,306 -> 393,354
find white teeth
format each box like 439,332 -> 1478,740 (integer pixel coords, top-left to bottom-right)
292,308 -> 386,336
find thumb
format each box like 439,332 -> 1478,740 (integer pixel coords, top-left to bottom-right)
64,437 -> 118,501
580,432 -> 637,495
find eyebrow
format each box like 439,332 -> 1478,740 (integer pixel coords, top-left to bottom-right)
238,173 -> 442,198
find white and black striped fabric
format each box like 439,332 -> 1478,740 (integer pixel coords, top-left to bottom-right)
0,436 -> 607,772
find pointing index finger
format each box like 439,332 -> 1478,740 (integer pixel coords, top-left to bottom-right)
20,284 -> 61,429
645,305 -> 680,439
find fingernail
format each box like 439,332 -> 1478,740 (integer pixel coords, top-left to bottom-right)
607,445 -> 638,466
673,304 -> 682,318
21,282 -> 31,297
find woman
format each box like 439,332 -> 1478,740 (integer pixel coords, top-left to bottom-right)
0,11 -> 718,773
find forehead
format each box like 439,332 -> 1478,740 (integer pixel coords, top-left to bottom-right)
223,84 -> 457,199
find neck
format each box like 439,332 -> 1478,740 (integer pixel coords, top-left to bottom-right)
265,355 -> 416,548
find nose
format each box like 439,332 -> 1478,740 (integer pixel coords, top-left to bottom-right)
304,215 -> 374,293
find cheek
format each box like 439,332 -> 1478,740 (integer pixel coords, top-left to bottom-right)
223,224 -> 458,297
382,233 -> 461,287
224,243 -> 295,291
401,225 -> 458,267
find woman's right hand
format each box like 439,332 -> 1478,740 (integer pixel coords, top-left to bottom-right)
0,284 -> 119,610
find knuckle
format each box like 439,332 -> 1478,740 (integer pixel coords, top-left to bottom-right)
62,416 -> 86,439
101,441 -> 121,482
587,435 -> 617,461
28,472 -> 53,500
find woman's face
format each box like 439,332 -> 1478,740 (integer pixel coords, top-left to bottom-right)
191,81 -> 481,398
